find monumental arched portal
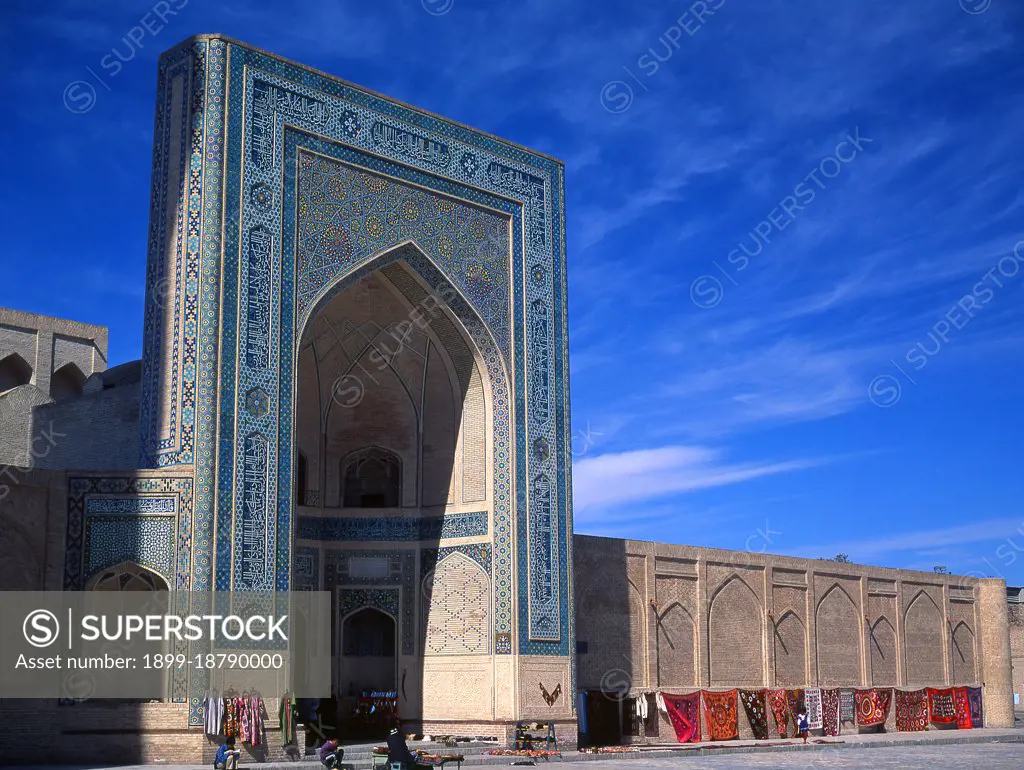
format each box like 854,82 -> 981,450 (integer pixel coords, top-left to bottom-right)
136,36 -> 574,728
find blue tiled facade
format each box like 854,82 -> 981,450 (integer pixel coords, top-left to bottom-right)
120,35 -> 572,667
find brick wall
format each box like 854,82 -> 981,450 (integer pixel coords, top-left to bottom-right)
574,535 -> 1014,729
1009,602 -> 1023,707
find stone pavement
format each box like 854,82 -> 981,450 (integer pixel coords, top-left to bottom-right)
3,726 -> 1022,770
560,740 -> 1024,768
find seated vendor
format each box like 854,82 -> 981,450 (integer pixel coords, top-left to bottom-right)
386,721 -> 424,769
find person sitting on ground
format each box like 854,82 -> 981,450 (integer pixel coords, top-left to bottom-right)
319,737 -> 343,769
386,720 -> 424,769
797,707 -> 809,744
214,736 -> 241,770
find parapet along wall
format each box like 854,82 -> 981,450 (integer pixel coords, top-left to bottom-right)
573,535 -> 1014,729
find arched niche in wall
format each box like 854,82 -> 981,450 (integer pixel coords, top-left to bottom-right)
708,574 -> 764,686
904,590 -> 945,686
815,584 -> 861,686
657,602 -> 695,688
869,616 -> 898,686
0,353 -> 32,392
950,620 -> 977,685
773,610 -> 806,687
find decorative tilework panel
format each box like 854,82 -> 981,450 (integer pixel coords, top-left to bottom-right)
65,476 -> 194,591
420,544 -> 492,577
294,545 -> 320,591
421,553 -> 490,655
83,516 -> 175,583
295,152 -> 511,360
85,497 -> 176,515
297,511 -> 488,541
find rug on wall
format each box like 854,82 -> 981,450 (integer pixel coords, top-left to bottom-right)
839,689 -> 856,724
786,688 -> 805,734
767,689 -> 791,737
966,686 -> 984,728
662,692 -> 702,743
804,688 -> 823,730
821,689 -> 841,736
854,688 -> 892,727
894,688 -> 928,732
701,689 -> 739,741
739,689 -> 769,740
927,688 -> 957,725
953,687 -> 972,729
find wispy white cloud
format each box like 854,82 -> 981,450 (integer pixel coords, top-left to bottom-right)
572,444 -> 825,515
785,518 -> 1024,564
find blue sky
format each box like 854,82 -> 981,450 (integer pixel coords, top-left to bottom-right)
2,0 -> 1022,582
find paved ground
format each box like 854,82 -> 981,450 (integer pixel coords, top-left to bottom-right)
559,741 -> 1024,768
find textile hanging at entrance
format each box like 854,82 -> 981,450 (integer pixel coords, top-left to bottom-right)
894,689 -> 928,732
821,689 -> 841,737
662,692 -> 702,743
701,690 -> 739,741
839,689 -> 856,723
927,688 -> 957,725
966,686 -> 984,727
767,689 -> 791,737
739,689 -> 769,740
804,688 -> 823,730
953,687 -> 972,729
854,688 -> 891,727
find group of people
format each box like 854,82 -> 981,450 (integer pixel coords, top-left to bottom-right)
214,718 -> 425,770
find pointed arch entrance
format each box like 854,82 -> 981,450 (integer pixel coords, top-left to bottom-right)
293,245 -> 508,720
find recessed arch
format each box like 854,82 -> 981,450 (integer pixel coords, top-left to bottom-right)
86,561 -> 170,592
0,352 -> 32,392
50,361 -> 86,401
815,584 -> 861,685
869,616 -> 898,685
950,620 -> 976,685
708,574 -> 764,686
773,610 -> 806,687
656,601 -> 695,687
904,589 -> 945,686
340,446 -> 402,508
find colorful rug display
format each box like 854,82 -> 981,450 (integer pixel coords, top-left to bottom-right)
953,688 -> 972,729
804,688 -> 823,730
854,688 -> 892,727
767,689 -> 791,737
821,689 -> 841,736
839,689 -> 856,723
739,689 -> 769,740
701,690 -> 739,741
894,688 -> 928,732
966,686 -> 983,727
662,692 -> 702,743
927,688 -> 957,725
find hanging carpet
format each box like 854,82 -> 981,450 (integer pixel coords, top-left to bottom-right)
927,688 -> 957,725
854,688 -> 891,727
662,692 -> 702,743
804,688 -> 823,730
739,689 -> 769,740
894,689 -> 928,732
701,690 -> 739,741
767,689 -> 791,737
821,689 -> 841,737
953,687 -> 972,729
966,686 -> 983,727
839,689 -> 856,724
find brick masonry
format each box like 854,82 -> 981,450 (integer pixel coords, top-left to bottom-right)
573,535 -> 1015,730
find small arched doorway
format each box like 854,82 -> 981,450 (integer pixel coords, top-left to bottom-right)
340,608 -> 397,697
